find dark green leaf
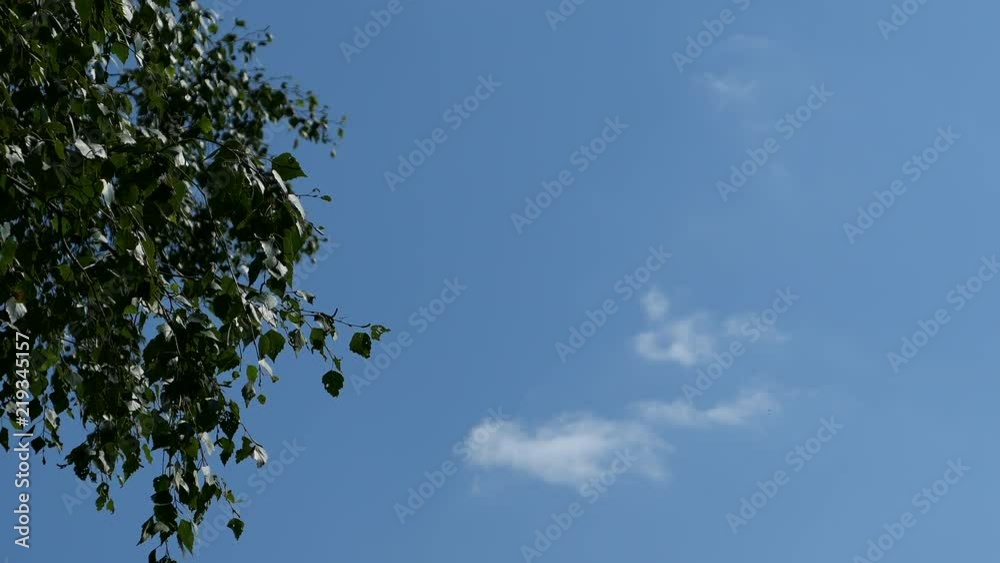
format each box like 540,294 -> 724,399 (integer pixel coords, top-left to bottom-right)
259,330 -> 285,361
0,0 -> 367,552
309,327 -> 325,351
177,520 -> 195,553
139,517 -> 156,545
271,153 -> 306,181
227,518 -> 244,540
241,381 -> 256,407
77,0 -> 96,24
370,324 -> 390,341
321,370 -> 345,398
111,42 -> 129,63
349,332 -> 372,358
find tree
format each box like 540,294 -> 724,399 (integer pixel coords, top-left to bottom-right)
0,1 -> 384,559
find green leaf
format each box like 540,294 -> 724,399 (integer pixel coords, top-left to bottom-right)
76,0 -> 96,25
151,490 -> 172,505
0,0 -> 376,551
349,332 -> 372,358
227,518 -> 244,540
217,348 -> 241,371
139,517 -> 156,545
218,438 -> 235,465
153,503 -> 178,527
309,327 -> 325,351
271,153 -> 306,181
235,437 -> 254,464
321,370 -> 345,398
259,330 -> 285,361
0,238 -> 17,274
288,329 -> 306,352
370,324 -> 390,341
177,520 -> 195,553
241,381 -> 256,407
111,42 -> 130,63
153,475 -> 171,493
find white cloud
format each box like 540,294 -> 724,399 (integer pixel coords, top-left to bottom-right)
699,72 -> 759,111
634,389 -> 779,429
635,314 -> 716,366
465,414 -> 671,487
640,288 -> 669,321
635,290 -> 788,366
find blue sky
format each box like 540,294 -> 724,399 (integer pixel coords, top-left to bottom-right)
7,0 -> 1000,561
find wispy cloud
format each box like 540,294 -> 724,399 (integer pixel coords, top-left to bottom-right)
465,414 -> 671,487
641,288 -> 670,321
634,389 -> 779,428
470,288 -> 792,490
634,289 -> 788,366
465,392 -> 777,488
635,314 -> 716,366
699,72 -> 759,111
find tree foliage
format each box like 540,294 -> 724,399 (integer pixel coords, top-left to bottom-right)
0,1 -> 383,559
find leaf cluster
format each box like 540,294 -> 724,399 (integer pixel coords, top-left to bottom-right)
0,1 -> 382,558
